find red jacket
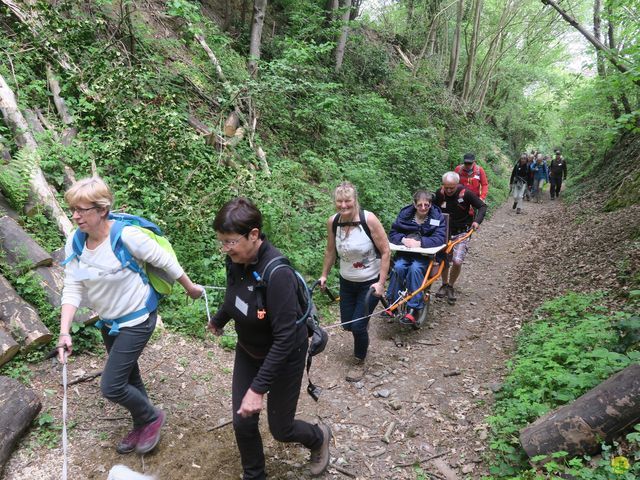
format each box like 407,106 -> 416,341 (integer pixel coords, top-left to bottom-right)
455,163 -> 489,200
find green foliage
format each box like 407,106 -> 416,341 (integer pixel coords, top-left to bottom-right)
486,292 -> 639,477
0,149 -> 35,210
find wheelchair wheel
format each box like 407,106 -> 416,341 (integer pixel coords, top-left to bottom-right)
413,292 -> 431,330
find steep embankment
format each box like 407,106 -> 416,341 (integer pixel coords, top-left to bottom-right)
8,194 -> 634,480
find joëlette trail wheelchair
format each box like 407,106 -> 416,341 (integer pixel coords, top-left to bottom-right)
371,220 -> 474,330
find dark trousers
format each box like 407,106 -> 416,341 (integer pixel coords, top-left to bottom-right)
339,276 -> 380,360
232,341 -> 322,480
550,176 -> 562,197
101,311 -> 158,427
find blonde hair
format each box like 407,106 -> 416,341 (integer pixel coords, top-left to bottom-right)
64,176 -> 113,210
332,181 -> 360,213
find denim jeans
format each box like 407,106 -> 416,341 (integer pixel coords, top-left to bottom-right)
339,276 -> 380,360
386,256 -> 430,309
232,341 -> 323,480
101,311 -> 158,427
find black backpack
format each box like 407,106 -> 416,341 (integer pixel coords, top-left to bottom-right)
331,209 -> 381,258
253,256 -> 328,401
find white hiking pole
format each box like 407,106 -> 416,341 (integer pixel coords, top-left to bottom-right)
61,349 -> 69,480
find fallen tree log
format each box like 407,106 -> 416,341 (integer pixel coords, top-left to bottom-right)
0,326 -> 19,367
520,363 -> 640,460
0,275 -> 51,349
0,216 -> 53,273
0,73 -> 73,237
0,375 -> 42,473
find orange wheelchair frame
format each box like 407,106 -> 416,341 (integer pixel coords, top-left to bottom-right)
380,228 -> 474,329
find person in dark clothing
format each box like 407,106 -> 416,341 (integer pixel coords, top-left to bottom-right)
510,154 -> 530,214
549,151 -> 568,199
208,198 -> 331,480
432,172 -> 486,304
386,190 -> 447,325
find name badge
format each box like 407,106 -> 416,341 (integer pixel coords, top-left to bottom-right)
457,198 -> 464,203
441,202 -> 447,209
473,175 -> 480,180
69,268 -> 97,281
235,296 -> 248,316
429,219 -> 440,226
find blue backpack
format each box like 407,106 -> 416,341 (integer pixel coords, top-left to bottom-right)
61,213 -> 177,336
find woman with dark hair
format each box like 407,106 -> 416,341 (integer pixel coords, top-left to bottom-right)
318,182 -> 390,382
208,197 -> 331,480
386,190 -> 446,324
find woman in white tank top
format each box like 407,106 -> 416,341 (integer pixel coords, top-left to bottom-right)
319,182 -> 390,382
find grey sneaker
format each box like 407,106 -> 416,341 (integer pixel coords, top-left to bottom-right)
446,285 -> 457,304
435,283 -> 449,298
346,357 -> 365,382
309,423 -> 332,476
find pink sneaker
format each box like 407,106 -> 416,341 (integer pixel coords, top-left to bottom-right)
116,427 -> 142,454
135,409 -> 166,454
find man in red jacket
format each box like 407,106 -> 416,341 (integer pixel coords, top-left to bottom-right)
454,153 -> 489,201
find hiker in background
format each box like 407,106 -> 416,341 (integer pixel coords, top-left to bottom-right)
433,172 -> 486,305
549,150 -> 568,199
525,153 -> 535,201
454,152 -> 489,201
386,189 -> 446,325
57,176 -> 203,455
530,154 -> 549,203
319,181 -> 390,382
208,197 -> 331,479
510,154 -> 530,214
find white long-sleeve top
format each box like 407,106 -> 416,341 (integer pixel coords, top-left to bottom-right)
61,224 -> 184,328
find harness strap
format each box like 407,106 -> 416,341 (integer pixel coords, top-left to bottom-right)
95,289 -> 158,336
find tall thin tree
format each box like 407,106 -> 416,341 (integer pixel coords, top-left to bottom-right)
248,0 -> 268,76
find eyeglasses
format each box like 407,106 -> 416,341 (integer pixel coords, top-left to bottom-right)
69,206 -> 99,216
217,234 -> 247,250
415,202 -> 431,208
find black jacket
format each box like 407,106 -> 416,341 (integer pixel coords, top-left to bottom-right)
433,185 -> 486,236
510,162 -> 529,184
212,237 -> 307,394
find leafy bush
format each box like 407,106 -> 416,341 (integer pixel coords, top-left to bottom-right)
486,292 -> 640,477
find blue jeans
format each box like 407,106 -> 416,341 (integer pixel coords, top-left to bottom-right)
339,276 -> 380,360
101,311 -> 158,427
386,256 -> 430,309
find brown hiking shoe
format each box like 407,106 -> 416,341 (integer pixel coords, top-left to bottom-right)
435,283 -> 449,298
345,357 -> 365,382
309,423 -> 332,476
446,285 -> 457,305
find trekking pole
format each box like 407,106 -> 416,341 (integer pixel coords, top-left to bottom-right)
61,348 -> 69,480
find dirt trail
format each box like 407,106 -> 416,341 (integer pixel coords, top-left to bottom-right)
4,198 -> 569,480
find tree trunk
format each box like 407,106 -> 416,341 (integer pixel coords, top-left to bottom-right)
248,0 -> 268,76
0,74 -> 74,237
520,363 -> 640,461
446,0 -> 464,92
0,375 -> 42,470
593,0 -> 605,77
0,195 -> 18,220
0,135 -> 10,162
541,0 -> 639,87
0,215 -> 53,273
605,12 -> 632,116
23,108 -> 45,135
461,0 -> 483,101
349,0 -> 362,21
324,0 -> 339,24
0,275 -> 52,349
194,33 -> 227,83
334,0 -> 353,72
224,111 -> 240,137
0,327 -> 19,367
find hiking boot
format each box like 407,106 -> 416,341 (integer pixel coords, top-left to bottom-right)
516,208 -> 522,214
512,201 -> 517,210
309,423 -> 332,476
446,285 -> 457,305
435,284 -> 449,298
399,308 -> 419,325
135,409 -> 166,454
346,357 -> 365,382
116,427 -> 142,454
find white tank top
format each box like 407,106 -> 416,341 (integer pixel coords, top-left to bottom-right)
335,211 -> 381,282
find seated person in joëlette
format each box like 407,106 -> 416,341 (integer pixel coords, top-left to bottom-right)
385,189 -> 446,325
